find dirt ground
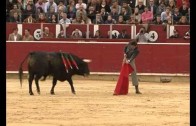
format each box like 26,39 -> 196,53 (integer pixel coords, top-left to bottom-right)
6,78 -> 189,126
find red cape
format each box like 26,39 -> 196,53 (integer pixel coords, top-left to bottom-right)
113,63 -> 134,95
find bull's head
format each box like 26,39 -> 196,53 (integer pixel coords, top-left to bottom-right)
77,59 -> 91,77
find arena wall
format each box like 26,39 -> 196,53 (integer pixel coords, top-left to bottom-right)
6,41 -> 189,75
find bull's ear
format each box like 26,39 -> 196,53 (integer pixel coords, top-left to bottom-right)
83,59 -> 92,63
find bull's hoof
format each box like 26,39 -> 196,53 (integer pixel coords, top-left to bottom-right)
136,91 -> 142,94
72,92 -> 76,94
50,92 -> 55,95
37,92 -> 41,95
29,92 -> 34,95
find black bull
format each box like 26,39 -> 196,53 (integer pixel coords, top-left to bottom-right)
19,51 -> 90,95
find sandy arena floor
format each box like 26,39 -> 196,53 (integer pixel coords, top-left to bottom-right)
6,78 -> 189,126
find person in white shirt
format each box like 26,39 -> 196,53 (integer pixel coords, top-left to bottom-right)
44,0 -> 58,13
75,0 -> 87,10
59,12 -> 71,24
8,28 -> 22,41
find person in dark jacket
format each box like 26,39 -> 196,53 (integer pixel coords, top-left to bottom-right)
118,29 -> 130,39
123,40 -> 142,94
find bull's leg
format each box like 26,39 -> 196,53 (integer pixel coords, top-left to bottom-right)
67,78 -> 75,94
28,74 -> 34,95
50,78 -> 57,95
35,75 -> 42,94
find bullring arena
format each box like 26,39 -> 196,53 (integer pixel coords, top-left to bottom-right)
6,23 -> 190,126
7,74 -> 189,126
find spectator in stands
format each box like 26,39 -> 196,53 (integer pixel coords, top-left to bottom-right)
22,4 -> 35,21
161,6 -> 171,23
141,6 -> 153,24
179,1 -> 188,16
98,0 -> 111,13
25,0 -> 36,15
87,0 -> 100,13
147,0 -> 157,21
93,13 -> 104,24
48,14 -> 58,23
57,30 -> 66,38
109,8 -> 119,21
176,0 -> 189,8
6,0 -> 14,15
57,0 -> 67,13
87,6 -> 96,23
22,29 -> 34,41
135,0 -> 145,14
72,15 -> 86,24
135,0 -> 148,6
184,29 -> 190,39
121,1 -> 132,17
35,0 -> 45,11
118,29 -> 130,39
66,0 -> 76,20
37,13 -> 47,23
168,0 -> 175,13
170,29 -> 179,38
172,7 -> 182,24
92,30 -> 102,38
110,0 -> 121,15
46,6 -> 58,21
185,7 -> 190,24
126,15 -> 136,24
120,7 -> 130,21
44,0 -> 58,13
135,27 -> 148,43
9,4 -> 22,18
16,0 -> 24,11
132,7 -> 142,24
105,14 -> 116,24
128,0 -> 136,12
23,14 -> 37,23
116,15 -> 126,24
100,8 -> 108,22
43,27 -> 55,38
35,6 -> 44,20
178,16 -> 188,25
153,15 -> 163,24
71,29 -> 83,38
75,0 -> 87,10
8,27 -> 22,41
156,1 -> 166,16
76,5 -> 87,22
59,12 -> 71,24
9,12 -> 21,23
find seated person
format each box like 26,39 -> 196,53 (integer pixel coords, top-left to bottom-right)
170,29 -> 179,38
8,27 -> 22,41
23,14 -> 36,23
71,29 -> 82,38
43,27 -> 54,38
118,29 -> 130,39
184,30 -> 190,39
153,15 -> 163,25
22,29 -> 34,41
92,30 -> 102,38
57,30 -> 65,38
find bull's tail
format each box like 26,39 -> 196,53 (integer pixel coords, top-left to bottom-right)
19,53 -> 30,88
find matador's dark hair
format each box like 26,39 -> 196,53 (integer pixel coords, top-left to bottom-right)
129,40 -> 137,46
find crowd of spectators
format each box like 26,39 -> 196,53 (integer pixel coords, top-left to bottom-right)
6,0 -> 190,25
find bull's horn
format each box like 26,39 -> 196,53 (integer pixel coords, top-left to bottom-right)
83,59 -> 92,63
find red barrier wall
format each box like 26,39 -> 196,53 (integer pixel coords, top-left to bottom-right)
6,41 -> 189,74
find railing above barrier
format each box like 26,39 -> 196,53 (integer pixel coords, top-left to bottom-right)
6,23 -> 190,43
